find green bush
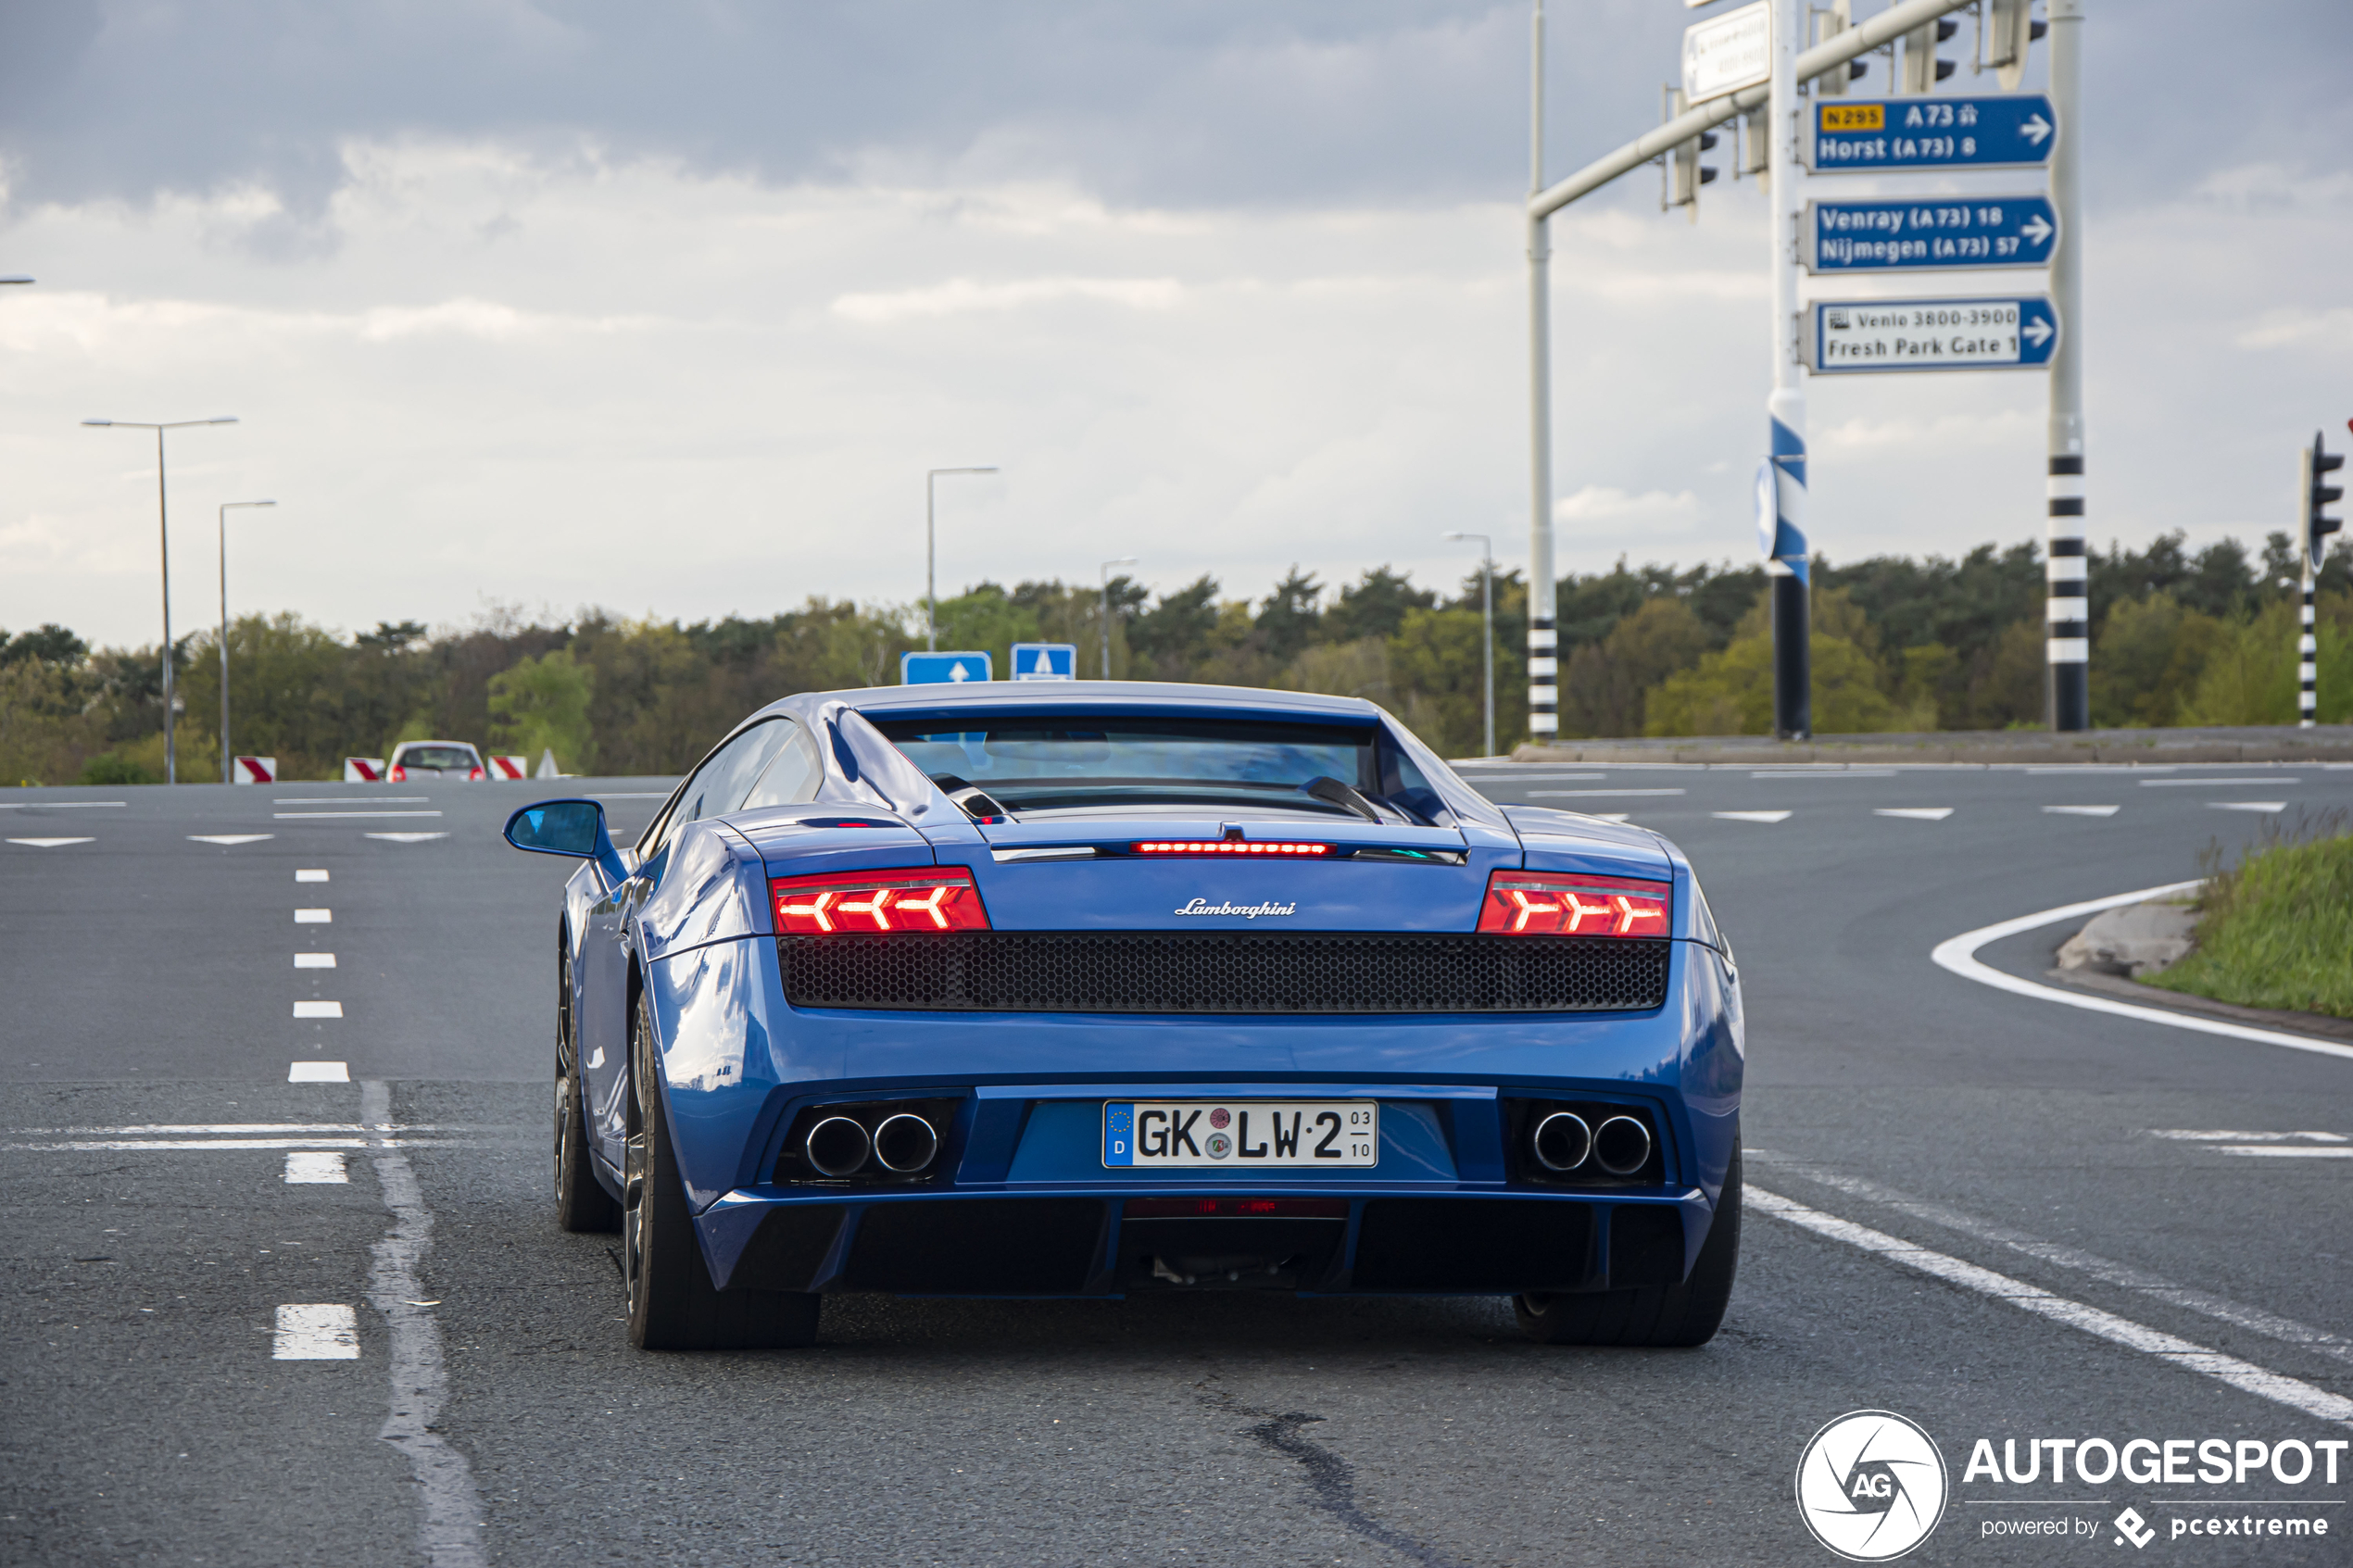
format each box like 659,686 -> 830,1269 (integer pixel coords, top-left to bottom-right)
2151,818 -> 2353,1019
78,750 -> 161,785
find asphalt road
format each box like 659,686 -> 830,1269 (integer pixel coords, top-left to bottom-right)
4,760 -> 2349,1566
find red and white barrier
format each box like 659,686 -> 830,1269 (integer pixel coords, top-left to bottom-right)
233,756 -> 277,784
344,757 -> 385,782
489,755 -> 529,780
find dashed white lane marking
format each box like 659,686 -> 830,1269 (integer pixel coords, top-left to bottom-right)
295,953 -> 335,969
2210,801 -> 2288,812
277,797 -> 430,804
1930,882 -> 2353,1065
190,834 -> 274,845
364,832 -> 449,843
1591,812 -> 1632,823
2140,776 -> 2300,787
1483,772 -> 1604,782
7,836 -> 94,847
1750,1151 -> 2353,1368
2214,1147 -> 2353,1159
1750,768 -> 1896,778
1527,788 -> 1686,798
293,1000 -> 344,1019
289,1061 -> 349,1083
1749,1187 -> 2353,1426
2150,1129 -> 2349,1143
0,800 -> 124,808
284,1152 -> 349,1184
1712,810 -> 1793,823
2043,805 -> 2120,817
273,1303 -> 359,1360
360,1079 -> 486,1565
273,810 -> 444,820
295,908 -> 332,923
1873,807 -> 1954,821
296,868 -> 329,883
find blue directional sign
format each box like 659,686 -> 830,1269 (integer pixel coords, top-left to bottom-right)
1806,297 -> 2058,375
1806,195 -> 2057,273
1809,94 -> 2057,172
1009,642 -> 1077,681
900,650 -> 993,684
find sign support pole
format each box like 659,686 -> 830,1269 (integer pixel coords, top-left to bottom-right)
1526,0 -> 1557,744
1768,0 -> 1811,738
2044,0 -> 2089,731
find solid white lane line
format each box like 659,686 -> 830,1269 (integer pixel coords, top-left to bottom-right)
1748,1153 -> 2353,1368
7,836 -> 94,847
2215,1146 -> 2353,1160
0,800 -> 125,808
296,953 -> 335,969
2149,1129 -> 2348,1143
2140,777 -> 2299,787
1592,813 -> 1632,823
289,1061 -> 349,1083
277,797 -> 430,804
1749,1187 -> 2353,1426
9,1137 -> 371,1150
9,1123 -> 371,1134
1480,772 -> 1605,782
295,909 -> 332,923
1929,882 -> 2353,1064
273,1303 -> 359,1360
274,810 -> 444,820
2042,805 -> 2120,817
1874,807 -> 1954,821
364,832 -> 448,843
1528,788 -> 1686,797
2210,801 -> 2288,812
1750,768 -> 1897,778
361,1079 -> 486,1566
296,868 -> 329,882
1712,809 -> 1792,823
283,1152 -> 349,1184
293,1001 -> 344,1019
190,834 -> 274,845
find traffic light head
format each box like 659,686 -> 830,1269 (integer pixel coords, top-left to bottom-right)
2309,430 -> 2345,571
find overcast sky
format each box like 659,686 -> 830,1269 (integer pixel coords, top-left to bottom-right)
4,0 -> 2348,648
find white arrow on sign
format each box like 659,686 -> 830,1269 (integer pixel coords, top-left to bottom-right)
2022,316 -> 2056,347
2020,114 -> 2053,145
950,662 -> 972,682
2020,213 -> 2053,245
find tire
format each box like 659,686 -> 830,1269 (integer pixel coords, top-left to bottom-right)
555,937 -> 620,1234
623,990 -> 821,1350
1516,1138 -> 1741,1348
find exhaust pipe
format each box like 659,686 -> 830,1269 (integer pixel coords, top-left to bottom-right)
872,1112 -> 940,1173
1530,1110 -> 1592,1173
1592,1115 -> 1652,1176
804,1115 -> 872,1177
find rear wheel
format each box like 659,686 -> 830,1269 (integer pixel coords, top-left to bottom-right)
623,991 -> 821,1350
1516,1139 -> 1741,1348
554,939 -> 619,1233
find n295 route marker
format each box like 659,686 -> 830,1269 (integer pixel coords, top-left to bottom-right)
1805,196 -> 2057,273
1806,297 -> 2059,375
1809,94 -> 2057,172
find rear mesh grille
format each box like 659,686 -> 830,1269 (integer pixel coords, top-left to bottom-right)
777,933 -> 1669,1014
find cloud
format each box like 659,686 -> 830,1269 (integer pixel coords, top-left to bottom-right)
831,275 -> 1185,324
2233,307 -> 2353,353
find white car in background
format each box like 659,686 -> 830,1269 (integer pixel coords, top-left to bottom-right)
388,740 -> 485,782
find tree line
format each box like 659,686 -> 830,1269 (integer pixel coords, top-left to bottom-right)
4,529 -> 2347,785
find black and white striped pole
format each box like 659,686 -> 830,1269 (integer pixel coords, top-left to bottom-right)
2302,430 -> 2344,728
1526,0 -> 1558,746
2045,0 -> 2089,731
1766,0 -> 1811,739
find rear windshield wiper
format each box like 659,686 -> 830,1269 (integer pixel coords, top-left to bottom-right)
928,772 -> 1012,822
1302,775 -> 1387,824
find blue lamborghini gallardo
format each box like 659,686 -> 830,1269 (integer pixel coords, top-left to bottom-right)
502,683 -> 1743,1349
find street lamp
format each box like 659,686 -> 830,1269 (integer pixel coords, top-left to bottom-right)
83,417 -> 240,784
925,466 -> 998,651
1100,558 -> 1139,680
1444,531 -> 1497,759
217,500 -> 276,783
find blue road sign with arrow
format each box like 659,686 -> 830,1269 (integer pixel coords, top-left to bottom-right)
1806,195 -> 2057,273
1809,94 -> 2057,172
900,650 -> 994,684
1009,642 -> 1077,681
1806,297 -> 2058,375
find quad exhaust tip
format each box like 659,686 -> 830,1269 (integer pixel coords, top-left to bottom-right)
873,1112 -> 940,1173
804,1115 -> 872,1178
1592,1115 -> 1652,1176
1531,1111 -> 1592,1173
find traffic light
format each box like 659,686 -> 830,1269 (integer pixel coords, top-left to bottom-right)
1662,89 -> 1718,218
1986,0 -> 2049,91
1901,17 -> 1959,93
2307,430 -> 2345,572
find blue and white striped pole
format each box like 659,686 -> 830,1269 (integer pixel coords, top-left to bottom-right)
1766,0 -> 1811,739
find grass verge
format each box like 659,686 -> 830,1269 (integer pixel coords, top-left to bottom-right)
2149,812 -> 2353,1019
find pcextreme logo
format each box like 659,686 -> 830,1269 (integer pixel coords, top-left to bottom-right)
1795,1411 -> 1949,1562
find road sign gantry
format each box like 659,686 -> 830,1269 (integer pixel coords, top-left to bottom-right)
1808,93 -> 2057,172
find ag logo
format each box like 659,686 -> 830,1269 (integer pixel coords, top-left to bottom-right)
1794,1411 -> 1948,1562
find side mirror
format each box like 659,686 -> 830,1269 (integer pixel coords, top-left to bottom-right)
504,798 -> 626,884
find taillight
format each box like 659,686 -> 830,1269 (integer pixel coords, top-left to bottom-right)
1132,841 -> 1331,857
469,766 -> 485,780
389,765 -> 406,782
1477,870 -> 1670,937
771,868 -> 989,934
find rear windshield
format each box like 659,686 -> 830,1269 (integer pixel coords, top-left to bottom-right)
869,714 -> 1441,821
398,746 -> 476,771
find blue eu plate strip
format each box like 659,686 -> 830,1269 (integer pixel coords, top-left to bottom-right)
1103,1103 -> 1135,1166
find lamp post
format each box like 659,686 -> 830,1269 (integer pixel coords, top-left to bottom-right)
217,499 -> 276,783
1444,532 -> 1497,759
82,417 -> 239,784
925,466 -> 997,651
1100,557 -> 1138,680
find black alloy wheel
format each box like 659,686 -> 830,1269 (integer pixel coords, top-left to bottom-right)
554,935 -> 619,1233
1515,1138 -> 1742,1348
623,989 -> 821,1351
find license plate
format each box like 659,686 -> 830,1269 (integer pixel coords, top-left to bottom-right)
1102,1101 -> 1378,1169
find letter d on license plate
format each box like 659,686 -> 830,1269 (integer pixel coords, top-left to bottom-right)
1103,1101 -> 1378,1168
